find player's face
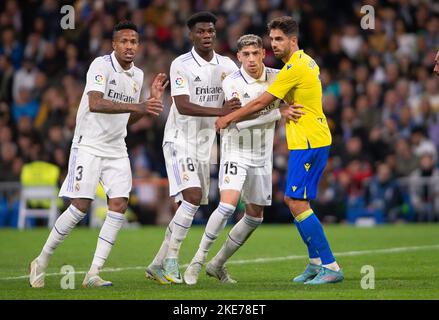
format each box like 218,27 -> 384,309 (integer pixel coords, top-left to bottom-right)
434,51 -> 439,76
269,29 -> 296,62
190,22 -> 216,53
112,29 -> 139,64
237,45 -> 265,78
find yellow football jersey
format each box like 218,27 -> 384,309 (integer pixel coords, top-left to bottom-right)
267,50 -> 332,150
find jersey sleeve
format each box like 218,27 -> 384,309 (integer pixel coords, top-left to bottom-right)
221,76 -> 238,101
170,59 -> 190,97
266,64 -> 300,100
84,58 -> 109,94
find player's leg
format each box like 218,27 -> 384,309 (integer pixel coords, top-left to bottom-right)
82,156 -> 131,287
206,165 -> 268,283
154,143 -> 203,283
184,189 -> 239,285
184,160 -> 247,284
207,203 -> 263,283
285,147 -> 343,284
161,187 -> 201,283
29,148 -> 98,288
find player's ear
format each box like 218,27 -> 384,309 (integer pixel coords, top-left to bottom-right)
261,48 -> 266,60
237,51 -> 242,63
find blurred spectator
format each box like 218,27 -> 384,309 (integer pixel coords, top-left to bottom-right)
0,55 -> 14,103
364,162 -> 404,223
409,151 -> 439,222
11,88 -> 40,122
0,27 -> 23,69
395,138 -> 418,177
12,58 -> 38,103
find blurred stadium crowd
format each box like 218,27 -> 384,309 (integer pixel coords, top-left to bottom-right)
0,0 -> 438,227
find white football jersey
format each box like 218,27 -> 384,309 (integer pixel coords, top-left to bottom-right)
221,66 -> 280,166
72,51 -> 143,158
163,47 -> 238,162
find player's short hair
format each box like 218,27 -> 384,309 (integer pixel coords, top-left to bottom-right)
237,34 -> 263,51
267,16 -> 299,37
186,11 -> 217,30
113,20 -> 138,38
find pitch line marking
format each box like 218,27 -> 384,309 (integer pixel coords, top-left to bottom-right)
1,244 -> 439,281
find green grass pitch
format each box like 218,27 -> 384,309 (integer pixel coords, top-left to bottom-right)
1,224 -> 439,300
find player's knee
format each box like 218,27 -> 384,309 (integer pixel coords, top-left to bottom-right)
71,198 -> 91,214
284,196 -> 309,216
108,198 -> 128,213
246,204 -> 264,218
182,189 -> 202,206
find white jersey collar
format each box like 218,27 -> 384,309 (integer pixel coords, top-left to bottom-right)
190,47 -> 219,66
110,51 -> 135,76
239,65 -> 267,84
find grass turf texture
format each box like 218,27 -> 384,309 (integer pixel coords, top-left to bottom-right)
1,224 -> 439,300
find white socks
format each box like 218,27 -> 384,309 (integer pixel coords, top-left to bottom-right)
310,258 -> 322,266
37,205 -> 86,268
212,214 -> 263,267
167,200 -> 199,259
193,202 -> 235,264
150,221 -> 173,266
323,261 -> 340,272
89,211 -> 125,275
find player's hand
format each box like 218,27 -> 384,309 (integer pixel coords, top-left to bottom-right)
143,98 -> 164,116
280,103 -> 305,123
215,116 -> 231,131
222,97 -> 241,115
150,73 -> 169,100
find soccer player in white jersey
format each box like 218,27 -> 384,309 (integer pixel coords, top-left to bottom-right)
184,34 -> 300,284
28,21 -> 168,288
144,12 -> 241,284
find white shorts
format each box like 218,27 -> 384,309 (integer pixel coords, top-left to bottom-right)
163,142 -> 210,205
218,159 -> 272,206
59,148 -> 132,200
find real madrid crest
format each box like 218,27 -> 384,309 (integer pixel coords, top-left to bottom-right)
133,82 -> 139,93
221,72 -> 227,81
224,176 -> 230,184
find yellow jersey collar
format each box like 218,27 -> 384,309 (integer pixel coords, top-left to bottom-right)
287,49 -> 304,64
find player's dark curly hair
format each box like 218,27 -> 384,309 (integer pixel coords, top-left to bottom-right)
186,11 -> 217,30
267,16 -> 299,37
113,20 -> 138,38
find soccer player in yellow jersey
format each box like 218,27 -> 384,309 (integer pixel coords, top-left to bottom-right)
216,16 -> 344,284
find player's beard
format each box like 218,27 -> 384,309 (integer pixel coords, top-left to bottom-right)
274,48 -> 289,60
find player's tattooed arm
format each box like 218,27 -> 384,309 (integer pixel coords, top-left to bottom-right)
174,95 -> 241,117
88,91 -> 163,115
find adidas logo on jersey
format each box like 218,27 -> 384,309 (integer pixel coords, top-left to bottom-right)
109,79 -> 117,85
194,76 -> 201,82
243,93 -> 250,98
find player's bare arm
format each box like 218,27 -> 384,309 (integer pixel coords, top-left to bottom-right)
88,91 -> 163,115
150,73 -> 169,99
434,50 -> 439,76
129,73 -> 169,125
174,95 -> 241,117
215,91 -> 275,129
